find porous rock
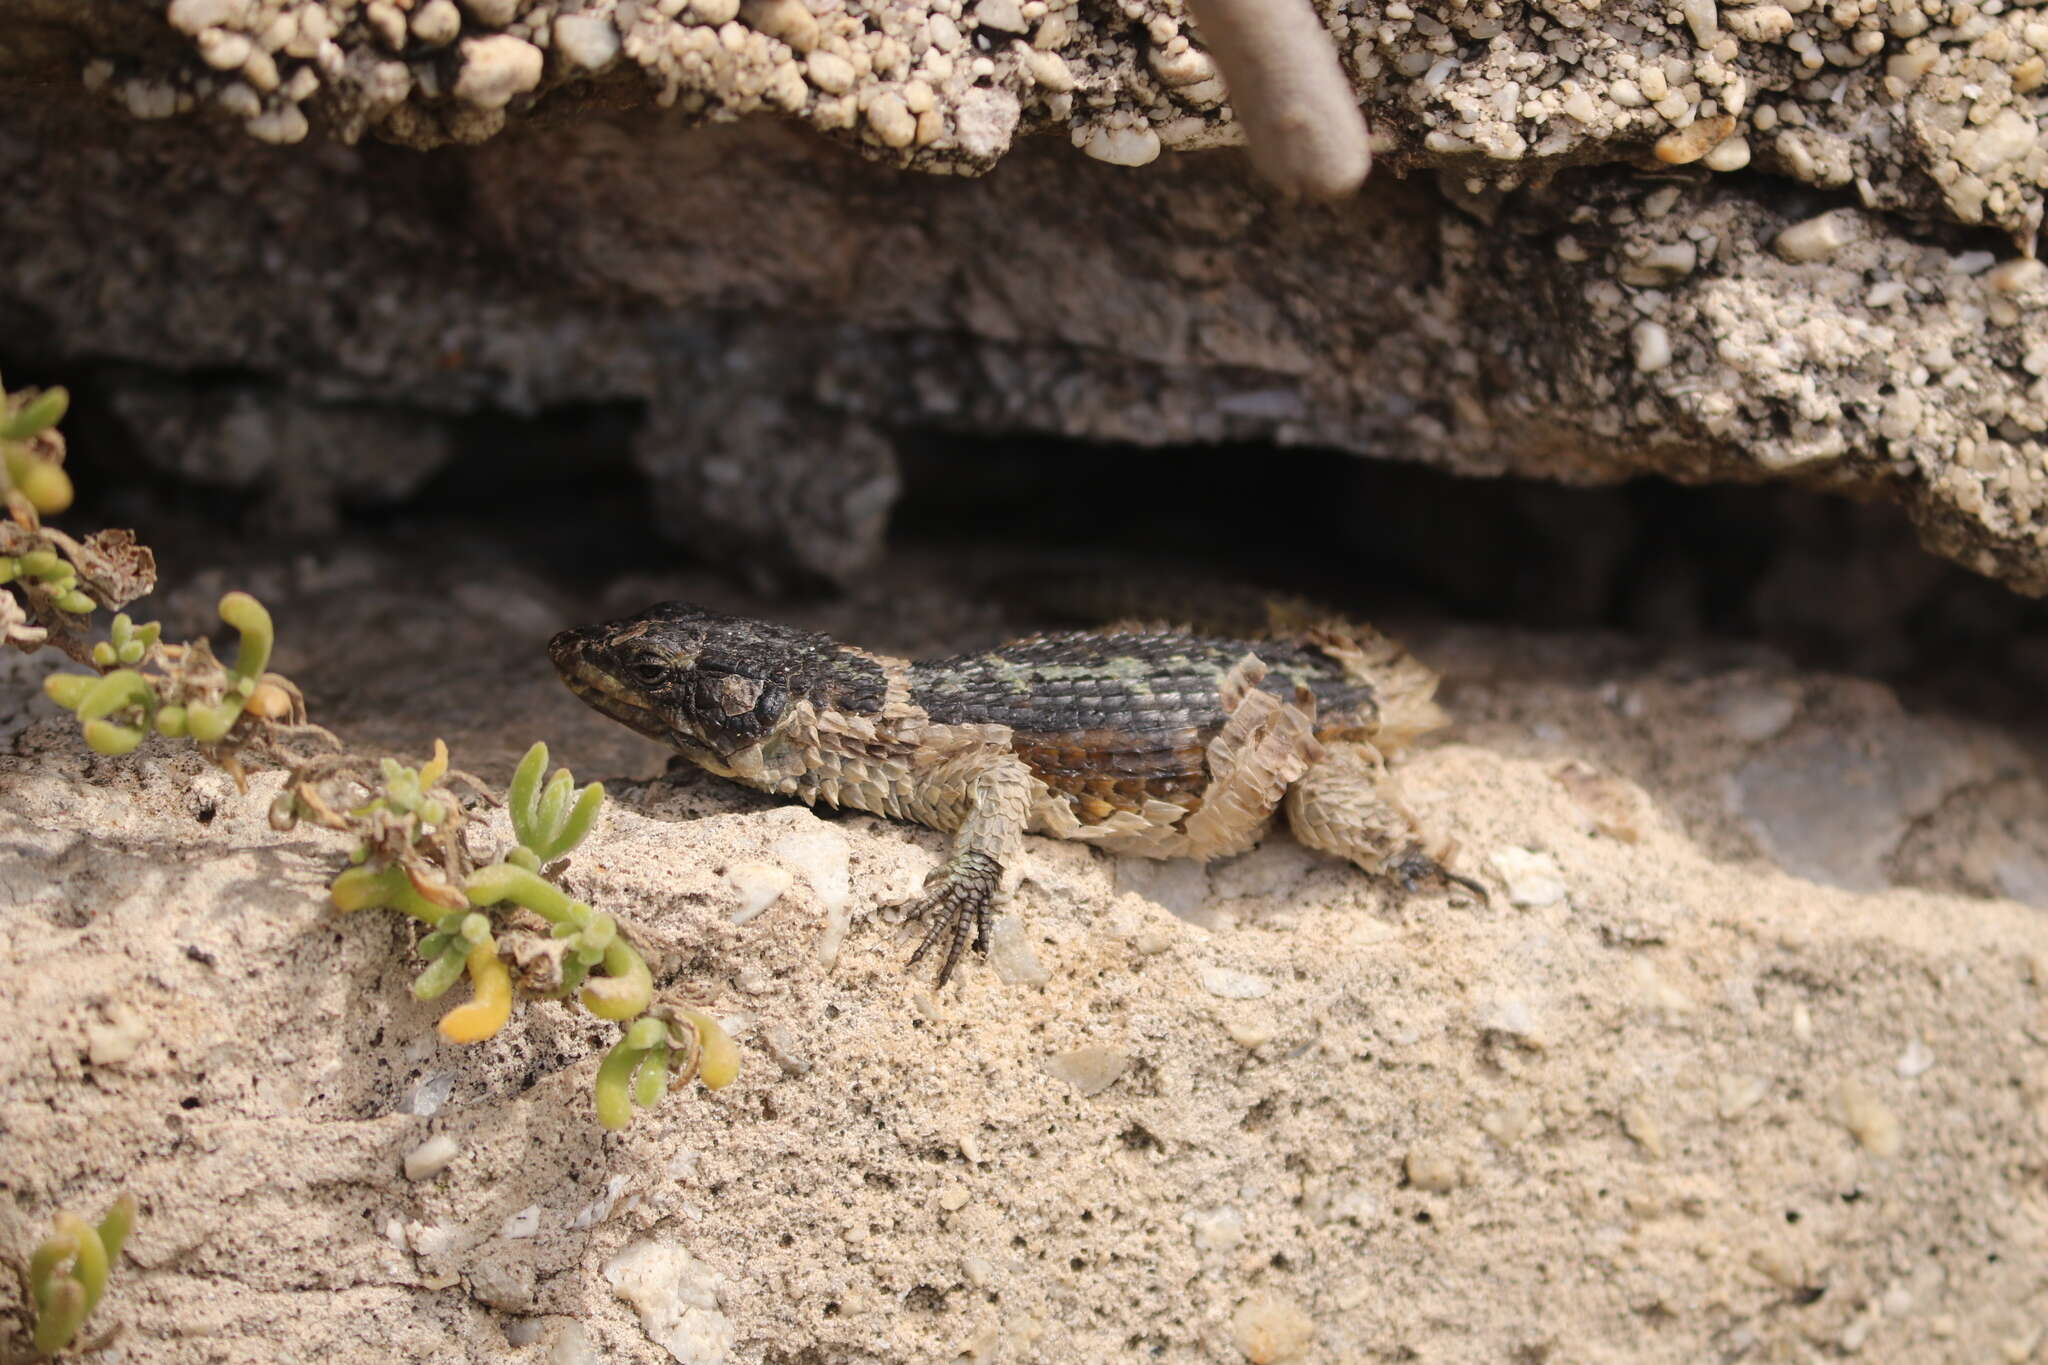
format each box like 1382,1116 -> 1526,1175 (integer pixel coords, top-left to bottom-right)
1,0 -> 2046,589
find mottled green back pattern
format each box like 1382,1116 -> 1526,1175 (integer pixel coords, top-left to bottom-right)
911,630 -> 1378,823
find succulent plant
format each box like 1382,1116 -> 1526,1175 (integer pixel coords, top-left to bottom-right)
21,1194 -> 134,1356
42,592 -> 319,774
322,741 -> 734,1128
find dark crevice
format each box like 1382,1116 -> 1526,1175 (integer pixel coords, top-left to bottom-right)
893,435 -> 2048,730
18,368 -> 2048,732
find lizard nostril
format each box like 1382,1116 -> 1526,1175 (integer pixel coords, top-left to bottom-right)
547,629 -> 587,670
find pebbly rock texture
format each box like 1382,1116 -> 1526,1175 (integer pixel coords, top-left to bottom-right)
2,553 -> 2046,1363
0,0 -> 2047,588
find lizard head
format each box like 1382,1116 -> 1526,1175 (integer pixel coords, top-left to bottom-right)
548,602 -> 810,769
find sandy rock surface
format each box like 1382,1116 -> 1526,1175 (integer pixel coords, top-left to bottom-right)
3,555 -> 2045,1362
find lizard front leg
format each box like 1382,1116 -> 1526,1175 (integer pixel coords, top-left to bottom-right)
1283,740 -> 1487,900
885,739 -> 1036,986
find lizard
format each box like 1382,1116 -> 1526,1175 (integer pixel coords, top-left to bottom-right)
548,603 -> 1485,985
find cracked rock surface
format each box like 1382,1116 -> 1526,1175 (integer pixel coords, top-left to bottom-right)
1,0 -> 2047,587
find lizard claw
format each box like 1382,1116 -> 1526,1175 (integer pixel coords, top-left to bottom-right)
1390,845 -> 1490,905
893,850 -> 1002,987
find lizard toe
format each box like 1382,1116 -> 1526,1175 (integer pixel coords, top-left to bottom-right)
896,850 -> 1002,986
1391,844 -> 1490,905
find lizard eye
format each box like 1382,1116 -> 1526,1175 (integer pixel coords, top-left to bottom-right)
626,658 -> 671,687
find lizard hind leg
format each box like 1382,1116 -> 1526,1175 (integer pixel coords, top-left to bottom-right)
1283,740 -> 1487,902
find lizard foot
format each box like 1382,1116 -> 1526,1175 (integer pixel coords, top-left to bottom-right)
891,850 -> 1002,987
1390,844 -> 1490,905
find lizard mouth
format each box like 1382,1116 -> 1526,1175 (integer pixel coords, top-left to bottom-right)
548,627 -> 672,742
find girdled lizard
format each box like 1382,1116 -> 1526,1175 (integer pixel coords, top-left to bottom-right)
550,604 -> 1482,984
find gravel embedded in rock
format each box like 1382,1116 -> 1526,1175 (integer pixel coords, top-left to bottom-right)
404,1133 -> 461,1180
1232,1292 -> 1316,1364
553,15 -> 621,71
1041,1045 -> 1132,1096
605,1241 -> 737,1365
866,92 -> 915,148
1488,847 -> 1566,908
1833,1077 -> 1903,1157
455,35 -> 543,111
723,861 -> 793,924
1199,965 -> 1274,999
1774,211 -> 1859,263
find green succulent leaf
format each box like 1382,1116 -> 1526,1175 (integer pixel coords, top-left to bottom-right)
412,941 -> 472,1001
0,385 -> 67,439
216,591 -> 274,681
595,1016 -> 670,1130
31,1276 -> 86,1354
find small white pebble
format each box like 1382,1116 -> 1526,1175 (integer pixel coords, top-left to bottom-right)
412,0 -> 462,45
454,35 -> 543,110
724,861 -> 793,924
1199,965 -> 1273,999
553,15 -> 620,70
463,0 -> 520,25
1703,134 -> 1751,171
1680,0 -> 1719,45
1774,210 -> 1857,263
1717,1072 -> 1768,1118
367,2 -> 414,49
1079,124 -> 1161,166
1631,320 -> 1674,373
407,1220 -> 457,1255
1129,926 -> 1176,955
1987,258 -> 2046,295
1479,1097 -> 1538,1146
242,47 -> 280,91
197,27 -> 254,70
245,103 -> 309,145
1405,1148 -> 1463,1191
1895,1038 -> 1935,1078
1833,1077 -> 1902,1156
1185,1205 -> 1246,1250
500,1204 -> 543,1239
773,821 -> 850,914
1232,1292 -> 1315,1365
85,1004 -> 149,1066
761,1023 -> 813,1076
405,1134 -> 462,1181
1487,846 -> 1565,908
805,51 -> 855,93
1026,49 -> 1075,91
168,0 -> 237,35
1622,1102 -> 1667,1158
1041,1045 -> 1131,1096
1619,241 -> 1697,285
1224,1013 -> 1278,1049
937,1185 -> 971,1212
570,1174 -> 631,1229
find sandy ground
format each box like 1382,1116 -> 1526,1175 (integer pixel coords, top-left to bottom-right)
3,549 -> 2047,1363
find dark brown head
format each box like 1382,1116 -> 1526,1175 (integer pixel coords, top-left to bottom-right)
548,602 -> 876,767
